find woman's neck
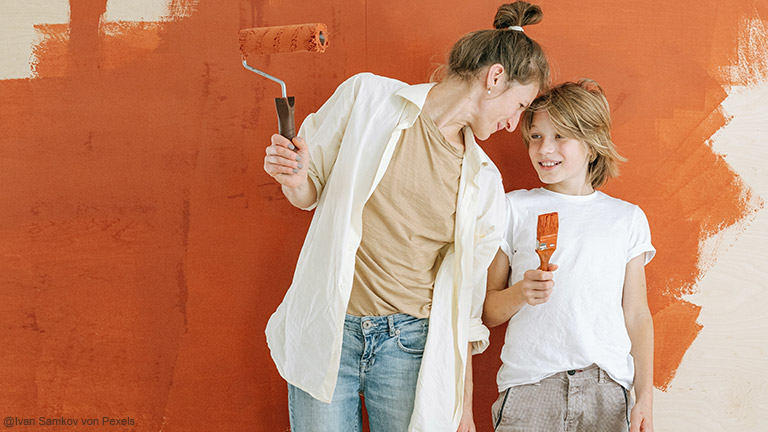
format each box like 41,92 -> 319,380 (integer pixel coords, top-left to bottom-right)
422,78 -> 480,148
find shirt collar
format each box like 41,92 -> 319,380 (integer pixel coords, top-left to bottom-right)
394,82 -> 436,111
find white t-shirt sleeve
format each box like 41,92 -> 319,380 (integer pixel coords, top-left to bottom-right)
627,205 -> 655,265
500,193 -> 515,259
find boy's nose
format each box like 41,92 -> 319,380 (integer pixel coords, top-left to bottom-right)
539,137 -> 556,153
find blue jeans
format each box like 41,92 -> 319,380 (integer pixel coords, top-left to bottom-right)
288,314 -> 428,432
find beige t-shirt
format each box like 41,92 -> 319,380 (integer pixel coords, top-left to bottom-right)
347,112 -> 464,318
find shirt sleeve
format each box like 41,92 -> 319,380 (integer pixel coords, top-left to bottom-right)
499,193 -> 514,259
627,205 -> 655,265
468,172 -> 507,355
296,74 -> 364,210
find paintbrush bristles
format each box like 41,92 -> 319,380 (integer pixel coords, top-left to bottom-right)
537,212 -> 559,239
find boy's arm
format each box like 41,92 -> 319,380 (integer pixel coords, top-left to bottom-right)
483,249 -> 516,328
457,343 -> 476,432
623,254 -> 654,432
483,248 -> 556,328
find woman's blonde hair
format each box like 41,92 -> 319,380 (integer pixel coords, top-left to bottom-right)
520,79 -> 625,188
441,2 -> 550,90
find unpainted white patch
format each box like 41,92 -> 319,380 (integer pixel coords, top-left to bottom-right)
0,0 -> 69,80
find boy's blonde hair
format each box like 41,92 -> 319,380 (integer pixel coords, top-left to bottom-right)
520,79 -> 625,189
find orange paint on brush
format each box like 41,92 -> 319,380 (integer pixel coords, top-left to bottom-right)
536,212 -> 558,271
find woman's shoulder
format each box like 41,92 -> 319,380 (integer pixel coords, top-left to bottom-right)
341,72 -> 409,96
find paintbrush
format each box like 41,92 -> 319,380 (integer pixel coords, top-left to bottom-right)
536,212 -> 558,271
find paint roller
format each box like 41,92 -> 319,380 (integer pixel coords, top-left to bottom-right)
239,23 -> 329,141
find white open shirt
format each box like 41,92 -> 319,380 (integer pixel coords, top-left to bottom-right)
265,73 -> 506,431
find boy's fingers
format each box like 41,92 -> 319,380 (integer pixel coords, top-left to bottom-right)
531,270 -> 554,281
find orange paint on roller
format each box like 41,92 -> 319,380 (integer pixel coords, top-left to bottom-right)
536,212 -> 558,271
238,23 -> 329,140
239,23 -> 328,57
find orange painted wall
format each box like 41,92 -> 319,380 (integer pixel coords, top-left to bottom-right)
0,0 -> 763,430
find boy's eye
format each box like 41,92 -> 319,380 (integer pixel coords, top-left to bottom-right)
555,134 -> 564,139
530,134 -> 541,139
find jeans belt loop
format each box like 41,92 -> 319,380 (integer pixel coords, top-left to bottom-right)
598,367 -> 605,383
387,315 -> 396,337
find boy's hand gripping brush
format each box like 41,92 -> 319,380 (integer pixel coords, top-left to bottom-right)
239,23 -> 329,141
536,212 -> 558,271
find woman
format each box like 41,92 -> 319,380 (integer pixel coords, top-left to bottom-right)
262,2 -> 550,431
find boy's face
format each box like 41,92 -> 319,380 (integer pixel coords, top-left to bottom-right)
527,111 -> 593,195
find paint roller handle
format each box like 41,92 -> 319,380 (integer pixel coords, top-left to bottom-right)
275,97 -> 295,140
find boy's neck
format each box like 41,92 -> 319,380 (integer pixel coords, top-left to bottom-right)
544,182 -> 595,196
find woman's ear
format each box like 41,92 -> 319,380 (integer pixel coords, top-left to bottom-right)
485,64 -> 506,92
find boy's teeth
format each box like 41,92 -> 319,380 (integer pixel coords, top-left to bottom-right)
541,161 -> 559,167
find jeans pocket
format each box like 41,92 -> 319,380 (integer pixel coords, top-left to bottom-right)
394,319 -> 428,354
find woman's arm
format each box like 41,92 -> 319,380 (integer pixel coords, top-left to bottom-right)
457,343 -> 476,432
483,248 -> 556,328
265,134 -> 318,209
623,254 -> 654,432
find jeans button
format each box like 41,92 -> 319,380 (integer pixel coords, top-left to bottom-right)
362,320 -> 373,329
567,370 -> 576,375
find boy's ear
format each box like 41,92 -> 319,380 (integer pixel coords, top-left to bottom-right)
586,144 -> 597,162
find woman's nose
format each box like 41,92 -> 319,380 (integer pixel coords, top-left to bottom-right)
505,114 -> 521,132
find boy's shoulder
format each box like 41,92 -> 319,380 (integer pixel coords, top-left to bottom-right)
503,188 -> 548,214
505,187 -> 543,200
595,191 -> 644,213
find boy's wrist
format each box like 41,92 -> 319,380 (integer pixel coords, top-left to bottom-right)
510,281 -> 526,306
633,389 -> 653,405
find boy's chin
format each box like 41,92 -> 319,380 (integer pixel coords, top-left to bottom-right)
534,173 -> 557,184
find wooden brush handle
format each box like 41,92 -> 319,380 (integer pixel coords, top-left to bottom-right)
536,249 -> 553,271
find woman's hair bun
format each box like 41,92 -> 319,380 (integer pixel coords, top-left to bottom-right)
493,1 -> 543,30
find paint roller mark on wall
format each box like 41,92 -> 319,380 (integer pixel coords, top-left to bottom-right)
27,0 -> 199,79
32,22 -> 164,78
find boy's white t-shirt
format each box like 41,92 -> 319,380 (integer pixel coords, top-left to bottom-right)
497,187 -> 655,391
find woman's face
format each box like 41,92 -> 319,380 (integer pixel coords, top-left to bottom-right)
474,79 -> 538,141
